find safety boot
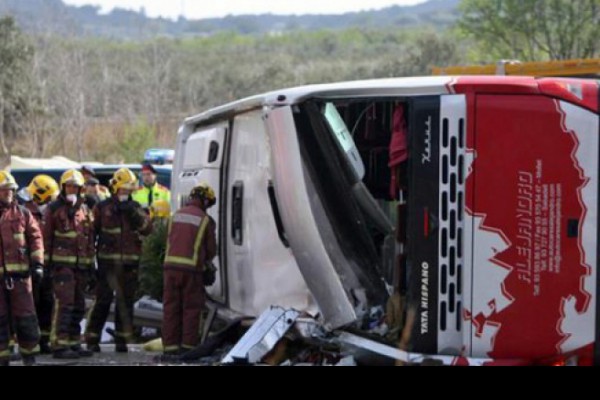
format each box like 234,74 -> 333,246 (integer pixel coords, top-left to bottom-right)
115,343 -> 128,353
87,343 -> 101,353
39,341 -> 52,355
71,344 -> 94,357
53,348 -> 80,359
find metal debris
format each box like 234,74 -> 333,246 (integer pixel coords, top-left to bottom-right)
221,306 -> 300,364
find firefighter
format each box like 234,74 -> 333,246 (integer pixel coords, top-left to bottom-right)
132,163 -> 170,212
83,177 -> 103,209
161,182 -> 217,356
80,165 -> 110,200
44,169 -> 95,359
24,174 -> 59,354
85,168 -> 151,353
0,171 -> 44,366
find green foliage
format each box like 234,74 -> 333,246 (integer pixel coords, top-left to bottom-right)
0,16 -> 39,156
113,120 -> 158,163
6,25 -> 468,162
373,30 -> 461,77
2,9 -> 470,163
139,219 -> 168,301
3,0 -> 600,165
458,0 -> 600,61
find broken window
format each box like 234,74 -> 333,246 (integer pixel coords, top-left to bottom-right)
293,99 -> 410,342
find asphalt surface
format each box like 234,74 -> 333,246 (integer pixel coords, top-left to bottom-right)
11,344 -> 164,366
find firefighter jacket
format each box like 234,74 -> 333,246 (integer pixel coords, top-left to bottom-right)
24,201 -> 43,225
0,201 -> 44,277
132,183 -> 170,210
94,198 -> 152,266
164,199 -> 216,272
43,196 -> 95,270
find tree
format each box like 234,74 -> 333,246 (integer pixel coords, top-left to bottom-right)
458,0 -> 600,61
0,17 -> 38,161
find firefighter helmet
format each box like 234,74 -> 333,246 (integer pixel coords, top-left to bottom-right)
0,170 -> 18,190
190,182 -> 216,207
150,199 -> 171,219
60,169 -> 85,188
27,175 -> 60,204
110,168 -> 138,192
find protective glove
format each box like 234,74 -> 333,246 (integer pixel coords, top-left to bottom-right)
117,200 -> 137,214
202,261 -> 217,286
126,203 -> 147,230
116,201 -> 142,228
130,211 -> 147,230
31,262 -> 44,285
85,194 -> 101,209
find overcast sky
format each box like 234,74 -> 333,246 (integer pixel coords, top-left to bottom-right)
62,0 -> 427,19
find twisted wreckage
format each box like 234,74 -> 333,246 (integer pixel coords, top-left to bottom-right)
162,76 -> 600,366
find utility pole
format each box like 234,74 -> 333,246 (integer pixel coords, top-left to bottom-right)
180,0 -> 186,19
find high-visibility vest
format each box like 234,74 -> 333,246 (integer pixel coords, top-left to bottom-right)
132,183 -> 170,209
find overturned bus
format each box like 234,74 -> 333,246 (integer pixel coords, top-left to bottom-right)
171,76 -> 599,365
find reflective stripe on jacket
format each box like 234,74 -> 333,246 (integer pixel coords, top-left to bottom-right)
43,197 -> 95,270
95,198 -> 152,266
164,200 -> 216,271
0,201 -> 44,277
132,183 -> 170,210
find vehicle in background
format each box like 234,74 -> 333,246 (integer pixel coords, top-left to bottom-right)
10,164 -> 172,192
8,155 -> 83,169
144,148 -> 175,165
172,75 -> 600,365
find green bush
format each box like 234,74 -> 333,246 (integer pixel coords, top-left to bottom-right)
139,218 -> 168,301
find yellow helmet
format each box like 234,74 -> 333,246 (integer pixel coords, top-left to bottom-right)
27,175 -> 59,204
150,199 -> 171,219
60,169 -> 85,188
0,170 -> 18,190
110,168 -> 138,192
190,182 -> 216,207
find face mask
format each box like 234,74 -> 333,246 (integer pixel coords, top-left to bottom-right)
66,194 -> 78,205
38,204 -> 48,214
118,195 -> 129,202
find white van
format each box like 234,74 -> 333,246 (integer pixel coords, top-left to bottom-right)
172,76 -> 600,365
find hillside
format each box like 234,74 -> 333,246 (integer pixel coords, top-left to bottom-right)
0,0 -> 460,39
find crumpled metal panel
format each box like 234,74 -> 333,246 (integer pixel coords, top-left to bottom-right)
221,307 -> 300,364
266,106 -> 358,329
